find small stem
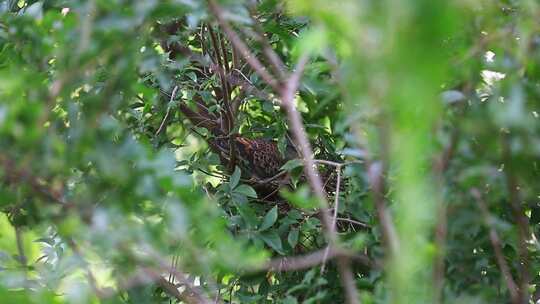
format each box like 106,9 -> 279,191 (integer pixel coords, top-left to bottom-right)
501,133 -> 530,303
471,189 -> 519,304
155,86 -> 179,136
322,165 -> 342,273
208,0 -> 280,92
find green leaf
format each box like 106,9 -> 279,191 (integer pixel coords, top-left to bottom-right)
280,159 -> 303,171
232,192 -> 248,205
280,186 -> 319,210
235,184 -> 258,198
287,228 -> 299,248
259,206 -> 278,231
259,231 -> 284,254
236,202 -> 258,229
282,296 -> 299,304
230,166 -> 241,189
186,71 -> 197,82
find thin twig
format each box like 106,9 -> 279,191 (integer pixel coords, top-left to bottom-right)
433,127 -> 460,303
208,4 -> 359,301
15,227 -> 27,268
367,162 -> 399,255
280,54 -> 359,304
15,227 -> 28,287
262,246 -> 374,272
67,239 -> 105,298
144,267 -> 207,304
336,217 -> 370,228
501,133 -> 530,303
322,164 -> 342,273
147,253 -> 215,304
94,265 -> 204,303
207,25 -> 237,171
155,86 -> 179,136
207,25 -> 234,130
471,188 -> 519,304
246,3 -> 287,80
161,45 -> 274,103
332,166 -> 342,230
0,154 -> 74,210
314,159 -> 363,167
208,0 -> 281,92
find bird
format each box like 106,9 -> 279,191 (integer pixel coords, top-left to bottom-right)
214,136 -> 286,179
173,93 -> 297,181
235,137 -> 283,178
171,90 -> 348,202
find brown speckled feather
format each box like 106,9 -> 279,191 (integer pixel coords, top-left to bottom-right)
235,137 -> 283,178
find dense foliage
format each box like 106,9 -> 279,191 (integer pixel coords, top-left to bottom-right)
1,0 -> 540,303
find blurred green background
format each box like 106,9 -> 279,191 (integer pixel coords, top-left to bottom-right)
1,0 -> 540,303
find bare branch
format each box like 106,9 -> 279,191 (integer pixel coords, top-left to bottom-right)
367,162 -> 399,255
15,227 -> 27,269
471,188 -> 519,304
144,267 -> 211,304
207,25 -> 233,130
208,0 -> 281,92
246,2 -> 287,80
322,165 -> 342,273
104,267 -> 209,304
263,246 -> 374,272
155,85 -> 179,136
280,54 -> 360,304
336,217 -> 370,228
332,166 -> 342,231
67,239 -> 106,298
143,250 -> 216,304
15,226 -> 28,288
433,127 -> 460,303
0,154 -> 74,210
314,159 -> 364,167
207,24 -> 236,171
207,4 -> 361,300
501,133 -> 530,303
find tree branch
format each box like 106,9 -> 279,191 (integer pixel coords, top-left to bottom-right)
208,0 -> 281,92
322,164 -> 343,273
262,246 -> 375,272
367,162 -> 399,255
155,85 -> 179,136
246,2 -> 287,81
433,127 -> 460,303
66,239 -> 106,298
0,154 -> 74,210
501,133 -> 530,303
208,3 -> 360,301
280,55 -> 360,304
471,188 -> 519,304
